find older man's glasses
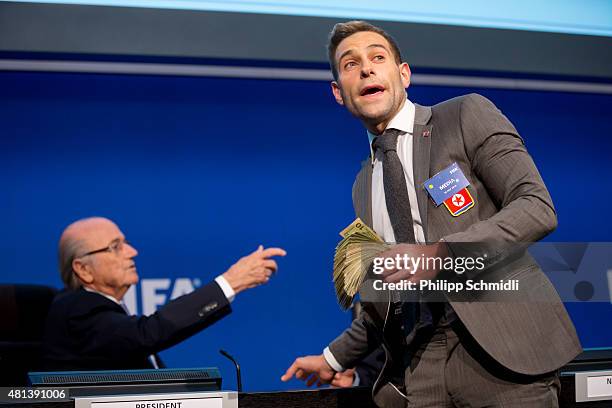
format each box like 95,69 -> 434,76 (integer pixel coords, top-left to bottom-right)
80,239 -> 131,257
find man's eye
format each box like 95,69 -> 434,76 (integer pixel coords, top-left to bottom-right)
344,61 -> 357,69
373,55 -> 385,61
110,240 -> 124,252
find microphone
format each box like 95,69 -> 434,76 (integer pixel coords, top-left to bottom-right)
219,349 -> 242,392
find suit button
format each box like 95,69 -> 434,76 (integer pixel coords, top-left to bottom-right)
198,302 -> 218,316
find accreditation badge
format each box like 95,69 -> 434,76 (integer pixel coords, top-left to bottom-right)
423,162 -> 475,217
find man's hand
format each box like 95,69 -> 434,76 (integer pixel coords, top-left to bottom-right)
281,354 -> 336,387
222,245 -> 286,295
378,242 -> 449,284
330,368 -> 356,388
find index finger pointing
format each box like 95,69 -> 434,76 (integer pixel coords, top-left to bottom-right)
281,361 -> 298,382
260,247 -> 287,258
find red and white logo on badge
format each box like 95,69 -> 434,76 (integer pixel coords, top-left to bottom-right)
443,187 -> 474,217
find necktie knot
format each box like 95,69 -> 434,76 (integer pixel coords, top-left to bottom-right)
373,129 -> 402,153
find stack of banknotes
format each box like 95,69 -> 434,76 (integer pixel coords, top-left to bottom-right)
333,218 -> 390,310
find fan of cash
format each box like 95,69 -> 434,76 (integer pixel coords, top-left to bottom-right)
333,218 -> 390,310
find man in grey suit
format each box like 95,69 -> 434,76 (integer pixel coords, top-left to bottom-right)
281,21 -> 581,407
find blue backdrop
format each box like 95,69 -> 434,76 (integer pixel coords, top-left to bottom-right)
1,71 -> 611,391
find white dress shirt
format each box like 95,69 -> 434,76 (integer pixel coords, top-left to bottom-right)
214,275 -> 236,302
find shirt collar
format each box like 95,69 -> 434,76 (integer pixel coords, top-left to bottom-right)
367,99 -> 415,164
83,286 -> 121,305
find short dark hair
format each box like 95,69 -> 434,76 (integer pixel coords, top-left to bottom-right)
327,21 -> 403,80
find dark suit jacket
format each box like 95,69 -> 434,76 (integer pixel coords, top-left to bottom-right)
42,281 -> 231,371
328,94 -> 582,406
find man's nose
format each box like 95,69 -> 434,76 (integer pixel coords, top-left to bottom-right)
360,60 -> 374,78
125,242 -> 138,257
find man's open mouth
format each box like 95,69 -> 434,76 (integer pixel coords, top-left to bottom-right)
360,85 -> 385,96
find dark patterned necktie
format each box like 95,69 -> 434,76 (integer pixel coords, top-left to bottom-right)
373,129 -> 416,244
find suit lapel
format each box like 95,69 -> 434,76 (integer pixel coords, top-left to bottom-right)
354,160 -> 389,331
353,159 -> 373,228
412,104 -> 433,242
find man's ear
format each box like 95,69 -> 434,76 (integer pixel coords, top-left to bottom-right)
331,81 -> 344,106
399,62 -> 411,89
73,258 -> 94,285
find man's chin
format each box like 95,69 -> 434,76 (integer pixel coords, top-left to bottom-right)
355,104 -> 392,122
128,270 -> 139,284
360,111 -> 392,128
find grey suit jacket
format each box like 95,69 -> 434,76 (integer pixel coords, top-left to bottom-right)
328,94 -> 581,405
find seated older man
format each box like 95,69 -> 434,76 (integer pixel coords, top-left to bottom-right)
42,217 -> 285,370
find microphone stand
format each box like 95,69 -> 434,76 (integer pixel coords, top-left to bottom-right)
219,349 -> 242,392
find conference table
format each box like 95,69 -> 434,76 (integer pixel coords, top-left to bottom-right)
0,374 -> 609,408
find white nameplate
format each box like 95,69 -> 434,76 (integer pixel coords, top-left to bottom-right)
587,375 -> 612,398
575,370 -> 612,402
75,391 -> 237,408
91,397 -> 221,408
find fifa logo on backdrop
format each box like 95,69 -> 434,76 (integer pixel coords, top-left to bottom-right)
122,278 -> 202,315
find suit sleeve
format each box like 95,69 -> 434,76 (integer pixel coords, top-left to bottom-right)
355,347 -> 386,387
324,167 -> 385,370
442,93 -> 557,277
327,309 -> 381,370
71,281 -> 231,360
